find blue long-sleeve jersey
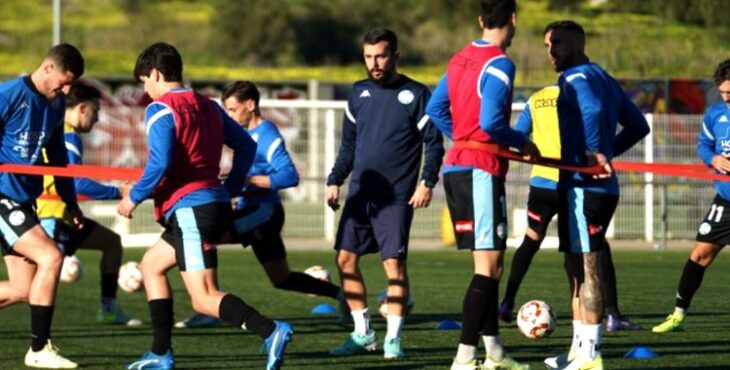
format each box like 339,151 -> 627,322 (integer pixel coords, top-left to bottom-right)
0,76 -> 77,206
557,63 -> 650,194
237,120 -> 299,208
63,128 -> 120,199
697,102 -> 730,200
327,75 -> 444,203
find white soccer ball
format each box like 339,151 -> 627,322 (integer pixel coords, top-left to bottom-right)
377,288 -> 415,317
303,265 -> 332,282
517,300 -> 557,339
118,261 -> 144,293
60,255 -> 82,283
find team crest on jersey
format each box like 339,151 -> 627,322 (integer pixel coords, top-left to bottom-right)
699,222 -> 712,235
8,210 -> 25,226
398,90 -> 414,105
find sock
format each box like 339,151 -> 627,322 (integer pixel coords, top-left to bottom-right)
385,315 -> 404,340
460,275 -> 491,346
673,307 -> 686,316
480,276 -> 500,336
149,299 -> 174,355
351,308 -> 371,335
101,273 -> 118,304
483,335 -> 504,361
570,320 -> 581,356
675,259 -> 706,310
219,294 -> 275,339
455,344 -> 477,363
600,242 -> 619,316
30,305 -> 54,351
578,323 -> 602,360
503,237 -> 541,308
273,272 -> 341,298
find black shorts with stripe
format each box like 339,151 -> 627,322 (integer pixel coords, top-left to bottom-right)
161,202 -> 231,272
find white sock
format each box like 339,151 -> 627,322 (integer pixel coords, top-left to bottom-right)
673,307 -> 686,316
482,335 -> 504,361
569,320 -> 582,355
385,315 -> 404,340
351,308 -> 371,335
579,323 -> 602,360
455,343 -> 477,363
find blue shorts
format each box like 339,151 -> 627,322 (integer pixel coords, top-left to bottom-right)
334,198 -> 413,260
558,188 -> 618,254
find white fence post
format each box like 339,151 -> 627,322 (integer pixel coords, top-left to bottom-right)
324,109 -> 337,242
307,80 -> 320,202
644,113 -> 654,242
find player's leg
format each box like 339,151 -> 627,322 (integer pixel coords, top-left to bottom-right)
382,258 -> 408,359
0,254 -> 35,307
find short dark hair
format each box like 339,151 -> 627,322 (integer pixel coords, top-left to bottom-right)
46,43 -> 84,78
713,59 -> 730,86
363,28 -> 398,55
222,81 -> 260,109
479,0 -> 516,29
543,20 -> 585,38
65,81 -> 101,108
133,42 -> 183,83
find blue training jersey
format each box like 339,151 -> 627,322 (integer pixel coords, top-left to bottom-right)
697,102 -> 730,200
63,128 -> 120,199
0,76 -> 77,206
327,74 -> 444,203
237,120 -> 299,208
557,63 -> 649,194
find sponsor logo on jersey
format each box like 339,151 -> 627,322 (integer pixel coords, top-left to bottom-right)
18,102 -> 28,110
527,210 -> 543,222
8,210 -> 25,226
454,220 -> 474,233
398,90 -> 414,105
360,90 -> 371,98
698,222 -> 712,235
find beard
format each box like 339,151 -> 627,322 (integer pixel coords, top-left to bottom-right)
368,66 -> 395,85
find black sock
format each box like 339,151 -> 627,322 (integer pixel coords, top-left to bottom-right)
460,275 -> 490,345
480,276 -> 500,336
676,259 -> 706,310
149,299 -> 174,355
274,272 -> 341,298
504,237 -> 541,308
30,305 -> 54,351
219,294 -> 275,339
600,242 -> 619,316
101,273 -> 118,301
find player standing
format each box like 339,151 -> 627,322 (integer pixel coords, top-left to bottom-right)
652,59 -> 730,333
0,43 -> 84,369
426,1 -> 537,369
542,21 -> 649,370
118,42 -> 292,370
326,28 -> 444,359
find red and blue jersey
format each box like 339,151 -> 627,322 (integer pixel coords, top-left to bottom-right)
697,102 -> 730,200
130,89 -> 256,222
426,40 -> 526,179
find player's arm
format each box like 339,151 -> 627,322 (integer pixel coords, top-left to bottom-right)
479,58 -> 528,149
564,73 -> 603,155
697,110 -> 730,173
613,92 -> 650,156
514,103 -> 533,136
220,108 -> 257,197
410,88 -> 444,209
425,74 -> 453,140
65,133 -> 121,199
46,121 -> 83,226
325,98 -> 357,210
256,129 -> 299,190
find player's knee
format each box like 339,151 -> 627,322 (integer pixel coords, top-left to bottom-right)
36,246 -> 63,271
336,253 -> 357,271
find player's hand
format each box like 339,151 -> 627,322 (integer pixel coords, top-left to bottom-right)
68,206 -> 85,230
119,182 -> 134,199
325,185 -> 340,211
247,175 -> 271,189
711,154 -> 730,174
587,152 -> 613,179
408,183 -> 433,209
521,141 -> 541,161
117,197 -> 137,219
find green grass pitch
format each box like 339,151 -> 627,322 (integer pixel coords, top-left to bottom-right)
0,248 -> 728,369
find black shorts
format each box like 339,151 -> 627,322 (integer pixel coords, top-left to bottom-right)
558,188 -> 618,254
39,217 -> 98,256
695,194 -> 730,245
334,197 -> 413,260
0,193 -> 40,256
526,186 -> 559,237
443,169 -> 507,251
230,203 -> 286,263
161,202 -> 230,272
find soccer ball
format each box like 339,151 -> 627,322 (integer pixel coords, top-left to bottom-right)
118,261 -> 144,293
377,288 -> 415,317
303,265 -> 332,282
60,255 -> 82,283
517,300 -> 557,339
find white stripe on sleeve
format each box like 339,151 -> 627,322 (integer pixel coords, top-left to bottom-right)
64,142 -> 81,157
417,115 -> 430,131
345,105 -> 356,124
702,121 -> 715,140
145,104 -> 173,136
266,138 -> 283,163
566,73 -> 587,83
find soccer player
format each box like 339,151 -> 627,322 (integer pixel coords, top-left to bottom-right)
326,28 -> 444,359
652,59 -> 730,334
176,81 -> 345,328
0,43 -> 84,369
498,85 -> 640,332
425,1 -> 537,369
32,81 -> 142,327
542,21 -> 649,370
119,43 -> 292,370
